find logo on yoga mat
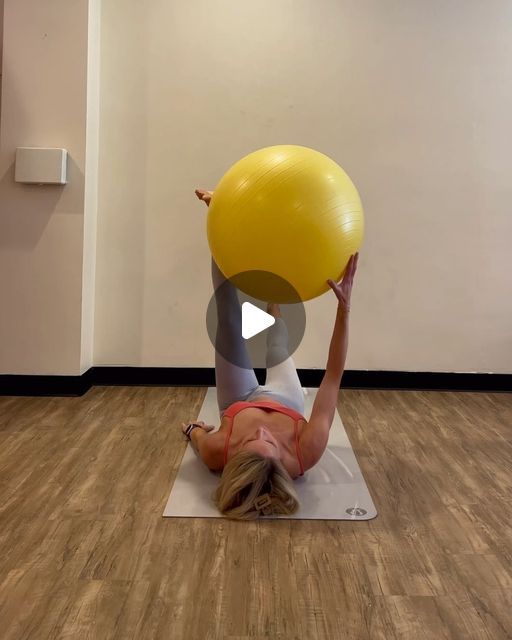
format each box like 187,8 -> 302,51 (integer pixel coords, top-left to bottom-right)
206,270 -> 306,369
346,507 -> 367,517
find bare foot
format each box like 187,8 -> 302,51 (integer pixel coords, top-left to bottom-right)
195,189 -> 213,207
267,302 -> 282,318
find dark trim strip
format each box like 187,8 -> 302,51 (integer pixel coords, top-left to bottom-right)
1,368 -> 511,397
0,369 -> 94,397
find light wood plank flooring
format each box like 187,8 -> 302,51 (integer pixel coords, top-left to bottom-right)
0,386 -> 511,639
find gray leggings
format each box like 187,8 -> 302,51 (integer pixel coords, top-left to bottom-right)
212,260 -> 304,416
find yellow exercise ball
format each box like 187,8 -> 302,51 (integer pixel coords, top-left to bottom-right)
207,145 -> 364,303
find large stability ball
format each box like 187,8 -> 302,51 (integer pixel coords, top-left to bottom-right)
207,145 -> 364,303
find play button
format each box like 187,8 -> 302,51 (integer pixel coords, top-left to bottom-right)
206,269 -> 306,370
241,302 -> 275,339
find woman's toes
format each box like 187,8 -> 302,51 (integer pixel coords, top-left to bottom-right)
195,189 -> 213,206
267,303 -> 282,318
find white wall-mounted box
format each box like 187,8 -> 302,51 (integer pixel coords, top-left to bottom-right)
15,147 -> 68,184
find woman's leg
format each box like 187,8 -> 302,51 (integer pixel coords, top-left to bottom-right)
212,259 -> 259,413
262,316 -> 305,415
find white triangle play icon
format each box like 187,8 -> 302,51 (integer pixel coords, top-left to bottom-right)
241,302 -> 275,340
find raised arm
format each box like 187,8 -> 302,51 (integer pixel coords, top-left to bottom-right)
300,253 -> 359,468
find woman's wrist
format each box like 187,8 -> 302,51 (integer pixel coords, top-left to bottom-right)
184,423 -> 201,439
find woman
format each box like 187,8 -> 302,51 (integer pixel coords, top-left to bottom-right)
182,189 -> 359,519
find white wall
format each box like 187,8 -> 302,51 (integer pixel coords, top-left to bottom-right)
81,0 -> 100,372
95,0 -> 512,373
0,0 -> 99,375
1,1 -> 510,375
0,0 -> 4,113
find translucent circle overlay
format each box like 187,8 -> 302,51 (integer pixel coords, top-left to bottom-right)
206,270 -> 307,370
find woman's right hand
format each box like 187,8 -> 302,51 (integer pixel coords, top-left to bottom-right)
327,253 -> 359,312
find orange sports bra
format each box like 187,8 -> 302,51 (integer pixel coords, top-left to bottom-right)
222,400 -> 306,475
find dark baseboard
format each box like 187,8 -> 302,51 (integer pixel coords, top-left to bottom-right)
0,369 -> 95,397
1,367 -> 511,397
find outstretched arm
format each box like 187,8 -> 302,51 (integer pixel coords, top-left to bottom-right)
300,253 -> 359,467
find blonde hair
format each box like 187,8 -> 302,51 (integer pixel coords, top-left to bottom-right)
213,450 -> 299,520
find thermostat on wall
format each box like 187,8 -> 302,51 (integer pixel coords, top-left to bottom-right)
15,147 -> 68,185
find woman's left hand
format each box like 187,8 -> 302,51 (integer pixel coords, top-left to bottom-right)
181,420 -> 215,435
327,253 -> 359,312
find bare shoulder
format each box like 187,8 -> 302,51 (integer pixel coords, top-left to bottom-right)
298,419 -> 327,471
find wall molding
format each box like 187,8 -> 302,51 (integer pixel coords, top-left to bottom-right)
1,368 -> 510,396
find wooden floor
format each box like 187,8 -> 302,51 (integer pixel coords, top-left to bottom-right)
0,386 -> 511,640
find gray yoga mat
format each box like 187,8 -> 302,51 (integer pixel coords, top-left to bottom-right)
163,388 -> 377,520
